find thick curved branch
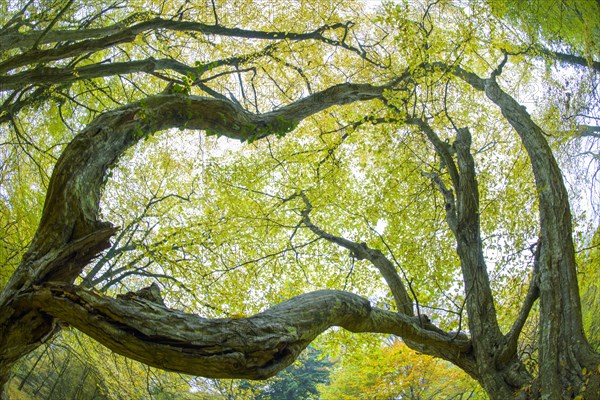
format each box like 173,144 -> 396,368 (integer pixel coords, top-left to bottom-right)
0,226 -> 116,305
21,284 -> 471,379
24,81 -> 392,260
0,83 -> 397,388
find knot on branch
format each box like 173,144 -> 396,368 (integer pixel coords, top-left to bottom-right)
116,282 -> 165,306
351,242 -> 370,260
31,225 -> 117,284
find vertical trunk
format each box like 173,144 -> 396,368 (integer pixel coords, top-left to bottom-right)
446,60 -> 599,395
453,127 -> 512,397
479,76 -> 600,396
413,119 -> 530,397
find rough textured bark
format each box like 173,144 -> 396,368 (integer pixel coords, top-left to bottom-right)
0,17 -> 357,55
292,192 -> 480,376
1,37 -> 598,396
18,284 -> 470,379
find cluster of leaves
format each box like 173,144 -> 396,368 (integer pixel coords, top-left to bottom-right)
8,330 -> 206,400
318,338 -> 484,399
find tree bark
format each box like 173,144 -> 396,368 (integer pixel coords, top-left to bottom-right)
1,49 -> 598,397
410,118 -> 530,397
0,17 -> 357,54
16,284 -> 470,379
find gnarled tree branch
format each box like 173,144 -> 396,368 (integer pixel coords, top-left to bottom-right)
20,283 -> 472,379
436,60 -> 600,396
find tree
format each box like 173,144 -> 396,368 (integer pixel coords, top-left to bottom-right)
0,0 -> 599,399
8,338 -> 110,400
242,346 -> 332,400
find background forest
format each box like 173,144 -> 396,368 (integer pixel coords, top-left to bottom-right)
0,0 -> 599,398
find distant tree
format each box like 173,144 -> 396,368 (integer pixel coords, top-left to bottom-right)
243,346 -> 332,400
319,339 -> 483,400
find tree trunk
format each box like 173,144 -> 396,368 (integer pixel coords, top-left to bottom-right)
448,63 -> 600,397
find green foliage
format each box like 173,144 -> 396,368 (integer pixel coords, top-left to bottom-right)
486,0 -> 600,57
8,341 -> 109,400
579,229 -> 600,350
8,330 -> 211,400
319,339 -> 484,399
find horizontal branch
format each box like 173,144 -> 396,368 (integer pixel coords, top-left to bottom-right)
0,58 -> 196,91
23,284 -> 471,379
0,42 -> 283,92
0,18 -> 357,52
534,46 -> 600,73
577,124 -> 600,138
0,29 -> 136,74
0,18 -> 366,76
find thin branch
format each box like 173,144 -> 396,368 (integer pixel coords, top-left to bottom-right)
210,0 -> 219,25
406,116 -> 459,190
30,0 -> 75,50
499,238 -> 541,364
292,192 -> 413,315
421,172 -> 457,234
